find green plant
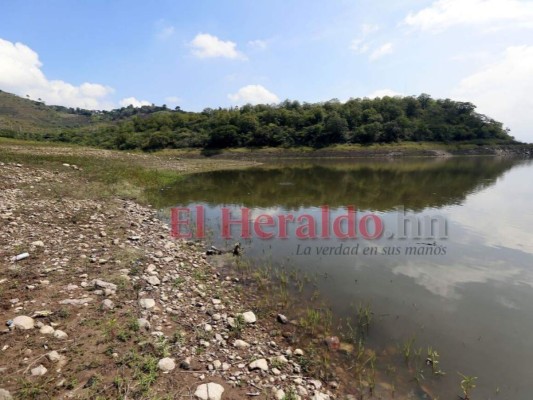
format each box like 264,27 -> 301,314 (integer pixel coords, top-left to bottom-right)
171,330 -> 185,345
426,346 -> 446,376
172,277 -> 184,288
300,308 -> 322,335
154,336 -> 171,358
128,317 -> 140,332
282,387 -> 298,400
17,379 -> 46,399
357,303 -> 373,338
230,314 -> 246,337
402,337 -> 415,365
459,373 -> 477,400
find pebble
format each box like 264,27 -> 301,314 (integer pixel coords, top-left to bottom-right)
241,311 -> 257,324
158,357 -> 176,372
194,382 -> 225,400
139,298 -> 156,309
146,276 -> 160,286
277,314 -> 289,324
30,365 -> 47,376
102,299 -> 115,310
249,358 -> 268,371
39,325 -> 55,335
12,316 -> 34,330
59,298 -> 93,306
233,339 -> 250,349
138,318 -> 151,330
53,330 -> 68,339
47,351 -> 61,362
0,388 -> 12,400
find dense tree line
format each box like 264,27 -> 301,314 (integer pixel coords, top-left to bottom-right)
1,94 -> 515,151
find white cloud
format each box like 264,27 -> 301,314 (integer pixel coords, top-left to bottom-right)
190,33 -> 246,60
452,45 -> 533,143
119,97 -> 152,108
0,37 -> 114,109
157,26 -> 175,40
404,0 -> 533,32
248,39 -> 268,50
369,42 -> 393,61
350,24 -> 393,61
228,85 -> 279,105
349,39 -> 369,54
361,23 -> 380,35
164,96 -> 181,104
349,23 -> 379,54
367,89 -> 403,98
154,20 -> 175,40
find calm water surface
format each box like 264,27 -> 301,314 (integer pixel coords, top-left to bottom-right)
156,157 -> 533,399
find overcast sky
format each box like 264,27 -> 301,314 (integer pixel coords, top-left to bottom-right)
0,0 -> 532,142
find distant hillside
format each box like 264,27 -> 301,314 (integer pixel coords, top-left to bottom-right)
0,89 -> 518,151
0,90 -> 92,135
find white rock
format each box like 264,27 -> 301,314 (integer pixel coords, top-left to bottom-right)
194,382 -> 225,400
241,311 -> 256,324
31,240 -> 44,247
59,298 -> 93,306
311,392 -> 330,400
138,318 -> 151,330
272,355 -> 288,365
309,380 -> 322,389
91,279 -> 117,293
101,299 -> 115,310
47,351 -> 61,362
233,339 -> 250,349
249,358 -> 268,371
139,298 -> 156,309
12,316 -> 34,330
158,357 -> 176,372
0,388 -> 12,400
146,276 -> 160,286
53,330 -> 68,339
294,349 -> 304,356
274,388 -> 285,400
31,365 -> 47,376
297,386 -> 308,396
39,325 -> 55,335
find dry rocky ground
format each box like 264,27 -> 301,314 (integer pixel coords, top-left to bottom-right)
0,160 -> 340,400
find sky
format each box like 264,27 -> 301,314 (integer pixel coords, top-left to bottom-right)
0,0 -> 532,142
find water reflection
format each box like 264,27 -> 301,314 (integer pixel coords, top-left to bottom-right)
154,157 -> 520,210
159,156 -> 533,399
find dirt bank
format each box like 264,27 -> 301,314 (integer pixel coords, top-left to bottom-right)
0,157 -> 343,400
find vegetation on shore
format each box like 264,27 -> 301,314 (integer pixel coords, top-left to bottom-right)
0,89 -> 517,152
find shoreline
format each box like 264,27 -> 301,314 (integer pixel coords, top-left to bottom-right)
0,144 -> 342,400
161,142 -> 533,160
0,140 -> 525,399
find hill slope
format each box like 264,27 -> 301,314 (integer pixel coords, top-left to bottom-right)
0,89 -> 519,151
0,90 -> 92,135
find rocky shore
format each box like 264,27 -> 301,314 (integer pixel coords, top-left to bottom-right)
0,162 -> 336,399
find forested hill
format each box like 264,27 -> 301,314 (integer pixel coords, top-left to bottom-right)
0,89 -> 516,151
